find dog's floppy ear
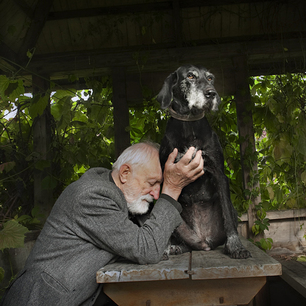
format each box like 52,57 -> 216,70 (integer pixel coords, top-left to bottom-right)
156,72 -> 178,109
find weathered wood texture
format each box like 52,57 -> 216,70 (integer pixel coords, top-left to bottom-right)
1,0 -> 306,90
111,68 -> 130,157
97,252 -> 190,283
103,277 -> 266,306
277,258 -> 306,299
191,239 -> 281,280
97,238 -> 281,305
233,56 -> 261,238
97,238 -> 281,282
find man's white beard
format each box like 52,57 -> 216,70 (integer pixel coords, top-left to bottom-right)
127,194 -> 153,215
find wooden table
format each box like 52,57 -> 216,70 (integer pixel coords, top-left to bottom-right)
96,238 -> 282,305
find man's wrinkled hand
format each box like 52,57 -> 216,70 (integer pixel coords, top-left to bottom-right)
162,147 -> 204,200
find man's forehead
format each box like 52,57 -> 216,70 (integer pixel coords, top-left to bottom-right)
142,160 -> 162,180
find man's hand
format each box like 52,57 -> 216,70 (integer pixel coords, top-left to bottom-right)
161,147 -> 204,200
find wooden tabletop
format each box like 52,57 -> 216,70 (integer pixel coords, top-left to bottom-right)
96,238 -> 282,305
96,238 -> 282,283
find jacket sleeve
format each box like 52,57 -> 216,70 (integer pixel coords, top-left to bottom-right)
72,182 -> 183,265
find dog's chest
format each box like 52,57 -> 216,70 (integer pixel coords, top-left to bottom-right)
173,121 -> 210,150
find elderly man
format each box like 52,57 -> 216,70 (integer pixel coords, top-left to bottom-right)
0,142 -> 204,306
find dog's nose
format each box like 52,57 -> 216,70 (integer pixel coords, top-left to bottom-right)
205,89 -> 216,99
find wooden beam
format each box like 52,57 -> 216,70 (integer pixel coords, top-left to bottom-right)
32,74 -> 53,220
172,0 -> 183,47
24,37 -> 306,79
0,42 -> 18,65
233,55 -> 261,238
112,68 -> 130,158
18,0 -> 54,64
13,0 -> 34,18
48,2 -> 172,20
47,0 -> 271,21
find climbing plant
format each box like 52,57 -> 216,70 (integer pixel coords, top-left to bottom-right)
252,74 -> 306,211
1,72 -> 306,230
208,73 -> 306,218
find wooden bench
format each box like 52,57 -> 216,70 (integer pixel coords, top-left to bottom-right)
97,238 -> 281,305
275,256 -> 306,299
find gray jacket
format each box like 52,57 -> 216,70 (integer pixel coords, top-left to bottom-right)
1,168 -> 183,306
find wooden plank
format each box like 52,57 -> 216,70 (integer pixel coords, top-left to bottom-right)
191,238 -> 282,280
266,208 -> 306,220
96,252 -> 191,283
32,74 -> 53,219
24,37 -> 306,77
103,277 -> 266,306
97,238 -> 281,284
112,67 -> 130,157
18,0 -> 54,64
233,55 -> 261,238
239,208 -> 306,222
278,259 -> 306,298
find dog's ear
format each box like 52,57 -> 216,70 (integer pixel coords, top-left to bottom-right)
156,72 -> 178,109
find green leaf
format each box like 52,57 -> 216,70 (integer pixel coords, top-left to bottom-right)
0,220 -> 29,250
34,160 -> 51,170
4,81 -> 18,96
29,94 -> 49,118
0,161 -> 16,173
16,215 -> 32,223
297,256 -> 306,262
267,186 -> 274,200
296,136 -> 306,156
273,144 -> 282,160
52,89 -> 76,100
0,75 -> 10,97
41,175 -> 57,190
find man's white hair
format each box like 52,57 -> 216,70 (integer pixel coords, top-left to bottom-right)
112,142 -> 160,171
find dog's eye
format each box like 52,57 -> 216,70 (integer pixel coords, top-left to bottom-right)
207,76 -> 213,81
187,73 -> 195,79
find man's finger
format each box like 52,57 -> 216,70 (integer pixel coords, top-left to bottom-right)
167,148 -> 178,164
188,150 -> 202,169
180,147 -> 196,164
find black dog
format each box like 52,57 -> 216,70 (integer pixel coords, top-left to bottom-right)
157,64 -> 251,259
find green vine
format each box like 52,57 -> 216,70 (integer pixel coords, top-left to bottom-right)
1,72 -> 305,231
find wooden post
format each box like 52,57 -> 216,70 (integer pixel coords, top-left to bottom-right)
233,55 -> 261,238
32,74 -> 53,220
112,67 -> 130,158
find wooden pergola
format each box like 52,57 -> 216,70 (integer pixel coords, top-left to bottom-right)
1,0 -> 306,230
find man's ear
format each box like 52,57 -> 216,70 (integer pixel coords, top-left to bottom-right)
119,164 -> 131,184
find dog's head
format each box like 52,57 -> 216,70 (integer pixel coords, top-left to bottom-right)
156,65 -> 221,115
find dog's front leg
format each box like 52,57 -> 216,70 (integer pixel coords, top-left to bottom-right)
216,172 -> 252,259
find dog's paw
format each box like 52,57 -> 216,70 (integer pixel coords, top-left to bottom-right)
226,247 -> 252,259
224,235 -> 252,259
162,251 -> 170,261
201,240 -> 211,251
162,242 -> 172,260
169,245 -> 183,255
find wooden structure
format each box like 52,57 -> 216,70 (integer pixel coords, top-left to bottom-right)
1,0 -> 306,224
97,238 -> 282,305
276,256 -> 306,300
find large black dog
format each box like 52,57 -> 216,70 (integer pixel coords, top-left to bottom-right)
157,64 -> 251,259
